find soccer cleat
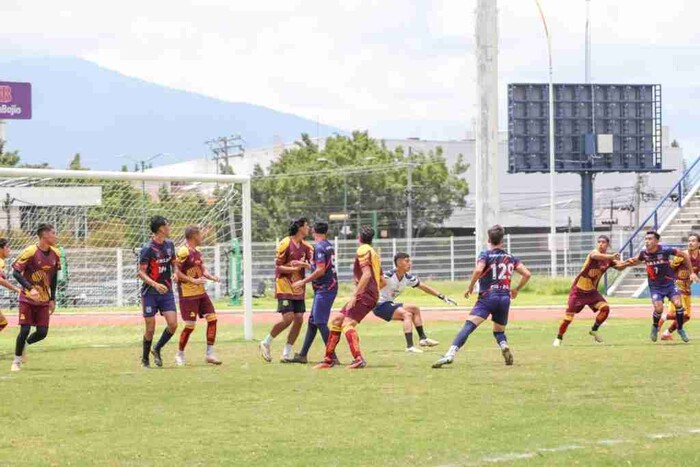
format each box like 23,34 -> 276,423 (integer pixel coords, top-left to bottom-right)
259,341 -> 272,362
141,358 -> 150,368
650,325 -> 659,342
677,329 -> 690,343
419,338 -> 439,347
661,331 -> 674,341
206,354 -> 223,365
10,361 -> 20,372
589,330 -> 604,343
313,359 -> 336,369
331,355 -> 341,366
151,348 -> 163,367
502,347 -> 514,366
175,351 -> 186,366
432,355 -> 454,368
288,353 -> 308,364
347,357 -> 367,369
280,354 -> 294,363
405,346 -> 423,353
553,338 -> 562,347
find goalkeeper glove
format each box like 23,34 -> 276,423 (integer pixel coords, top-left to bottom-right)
438,293 -> 457,306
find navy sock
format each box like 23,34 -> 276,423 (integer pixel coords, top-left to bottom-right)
405,332 -> 414,348
154,329 -> 174,351
142,338 -> 152,361
452,320 -> 478,349
493,331 -> 508,348
416,326 -> 427,340
675,308 -> 685,331
317,323 -> 330,345
653,311 -> 662,328
299,322 -> 318,357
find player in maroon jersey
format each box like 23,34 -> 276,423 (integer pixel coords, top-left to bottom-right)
659,233 -> 700,340
175,226 -> 222,365
553,235 -> 625,346
11,224 -> 61,372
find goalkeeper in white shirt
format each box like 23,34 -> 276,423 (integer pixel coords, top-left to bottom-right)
373,252 -> 458,353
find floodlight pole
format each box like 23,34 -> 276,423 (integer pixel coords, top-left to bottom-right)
536,0 -> 557,277
581,0 -> 595,233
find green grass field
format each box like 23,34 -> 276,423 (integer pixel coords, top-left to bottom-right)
2,317 -> 699,466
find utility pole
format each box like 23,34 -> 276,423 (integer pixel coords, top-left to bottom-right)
206,135 -> 244,174
634,174 -> 644,228
475,0 -> 500,257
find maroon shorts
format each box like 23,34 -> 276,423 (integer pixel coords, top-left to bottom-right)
341,294 -> 378,323
18,301 -> 51,327
566,289 -> 607,314
179,294 -> 215,321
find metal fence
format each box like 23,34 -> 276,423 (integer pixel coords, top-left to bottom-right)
0,231 -> 607,309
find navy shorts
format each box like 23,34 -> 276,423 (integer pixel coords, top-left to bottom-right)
310,288 -> 337,325
649,282 -> 680,303
373,301 -> 402,322
470,294 -> 511,326
277,299 -> 306,314
142,292 -> 177,318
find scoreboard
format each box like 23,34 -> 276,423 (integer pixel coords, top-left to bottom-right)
507,83 -> 662,173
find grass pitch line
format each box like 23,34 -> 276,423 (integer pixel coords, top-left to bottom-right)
482,452 -> 536,463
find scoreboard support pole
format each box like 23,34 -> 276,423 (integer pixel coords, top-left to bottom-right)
581,172 -> 594,232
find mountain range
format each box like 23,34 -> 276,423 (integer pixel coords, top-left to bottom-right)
0,56 -> 342,170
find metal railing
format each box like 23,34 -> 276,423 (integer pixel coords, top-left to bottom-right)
618,155 -> 700,259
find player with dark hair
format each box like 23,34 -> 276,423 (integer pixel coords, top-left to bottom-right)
553,235 -> 625,346
373,251 -> 456,352
659,232 -> 700,340
433,225 -> 531,368
315,225 -> 381,369
288,221 -> 339,363
620,230 -> 698,342
175,226 -> 222,366
260,217 -> 313,362
11,224 -> 61,372
0,239 -> 21,336
137,215 -> 178,368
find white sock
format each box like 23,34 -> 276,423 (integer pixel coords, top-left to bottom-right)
176,350 -> 184,356
446,345 -> 459,358
499,341 -> 509,351
282,343 -> 293,356
13,355 -> 21,364
206,345 -> 214,355
262,334 -> 273,346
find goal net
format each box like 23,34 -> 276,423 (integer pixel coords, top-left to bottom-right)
0,167 -> 254,339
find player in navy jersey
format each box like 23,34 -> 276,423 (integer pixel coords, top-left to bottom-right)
620,230 -> 698,342
137,216 -> 179,368
433,225 -> 531,368
289,221 -> 339,363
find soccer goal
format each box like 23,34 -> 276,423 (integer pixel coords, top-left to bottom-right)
0,167 -> 254,339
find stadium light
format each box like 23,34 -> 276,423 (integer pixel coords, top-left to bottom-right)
535,0 -> 557,277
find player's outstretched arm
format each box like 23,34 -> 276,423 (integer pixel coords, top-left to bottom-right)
0,274 -> 21,294
510,263 -> 532,300
417,283 -> 457,305
590,251 -> 621,262
292,262 -> 325,289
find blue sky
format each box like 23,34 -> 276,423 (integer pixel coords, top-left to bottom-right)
1,0 -> 699,157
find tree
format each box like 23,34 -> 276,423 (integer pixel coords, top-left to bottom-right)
0,140 -> 20,167
251,132 -> 469,241
68,153 -> 88,170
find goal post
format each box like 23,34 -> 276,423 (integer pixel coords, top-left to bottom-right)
0,167 -> 255,340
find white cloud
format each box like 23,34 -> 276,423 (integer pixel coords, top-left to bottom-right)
1,0 -> 699,155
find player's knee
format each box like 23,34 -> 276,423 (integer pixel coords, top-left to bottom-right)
168,323 -> 178,333
205,313 -> 217,323
563,314 -> 574,322
281,313 -> 294,324
35,326 -> 48,340
293,314 -> 304,324
599,305 -> 610,315
184,322 -> 196,330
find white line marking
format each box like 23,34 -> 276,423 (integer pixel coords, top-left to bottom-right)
537,445 -> 583,453
597,439 -> 626,445
649,433 -> 675,439
482,452 -> 536,463
688,429 -> 700,434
